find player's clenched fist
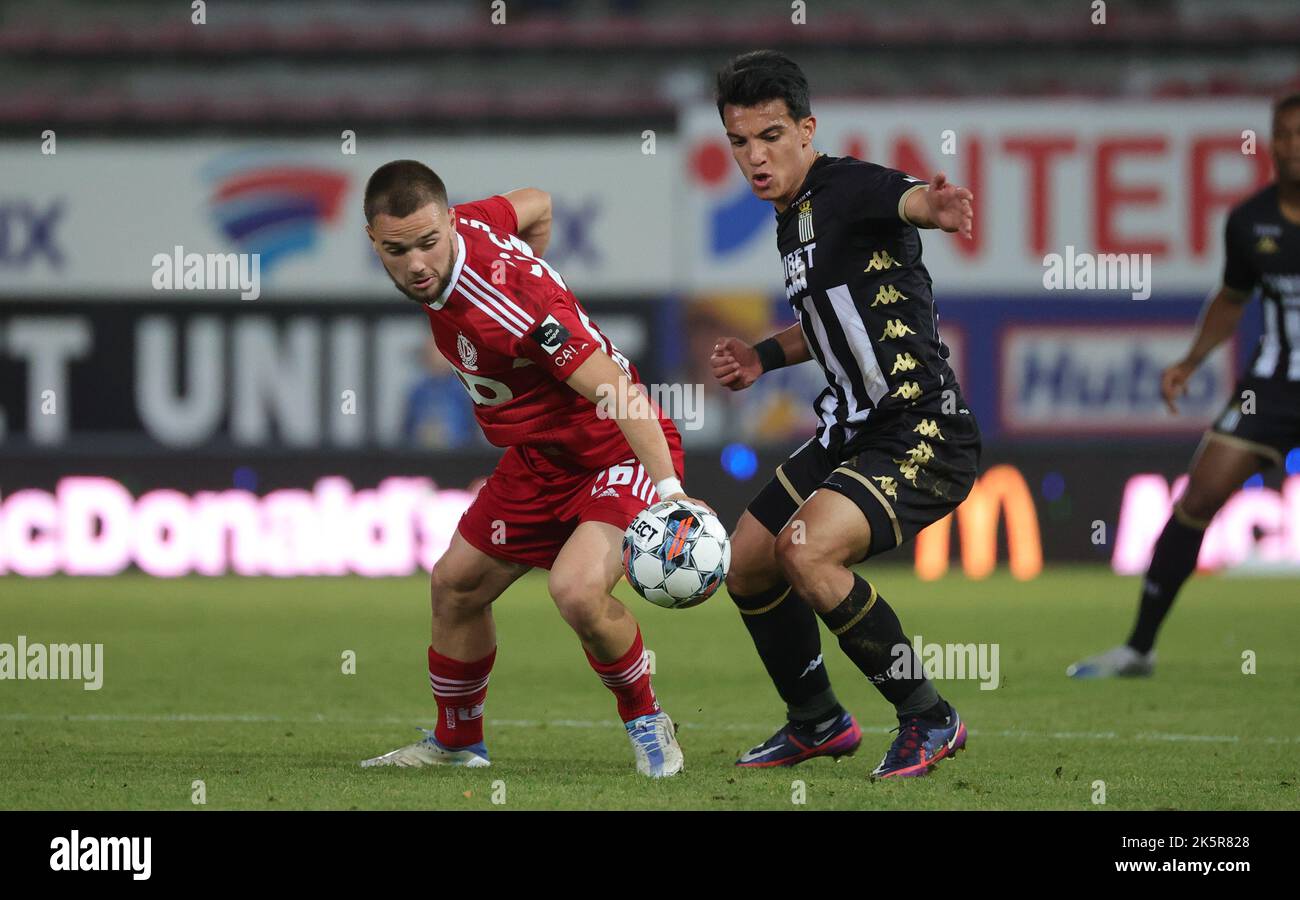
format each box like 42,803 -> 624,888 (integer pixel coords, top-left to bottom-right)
1160,359 -> 1197,414
711,337 -> 762,391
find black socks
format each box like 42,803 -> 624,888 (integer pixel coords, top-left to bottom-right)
1126,509 -> 1208,655
731,582 -> 843,725
817,574 -> 944,719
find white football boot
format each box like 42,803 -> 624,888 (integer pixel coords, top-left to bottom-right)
624,711 -> 684,778
360,728 -> 490,768
1067,645 -> 1155,679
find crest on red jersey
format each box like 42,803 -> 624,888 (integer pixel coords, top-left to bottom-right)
456,333 -> 478,370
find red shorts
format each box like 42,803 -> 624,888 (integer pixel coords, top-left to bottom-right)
457,429 -> 686,570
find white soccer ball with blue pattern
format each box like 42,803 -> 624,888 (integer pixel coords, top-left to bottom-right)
622,499 -> 730,609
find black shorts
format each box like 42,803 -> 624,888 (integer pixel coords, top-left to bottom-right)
1209,377 -> 1300,467
748,401 -> 982,560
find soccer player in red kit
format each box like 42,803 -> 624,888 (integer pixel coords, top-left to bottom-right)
358,160 -> 695,777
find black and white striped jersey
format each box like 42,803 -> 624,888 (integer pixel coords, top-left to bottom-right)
1223,184 -> 1300,383
774,154 -> 961,449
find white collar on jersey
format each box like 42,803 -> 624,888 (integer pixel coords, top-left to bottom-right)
426,232 -> 466,311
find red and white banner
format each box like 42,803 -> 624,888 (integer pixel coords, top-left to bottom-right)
681,100 -> 1275,294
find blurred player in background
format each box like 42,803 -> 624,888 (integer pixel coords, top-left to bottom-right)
1069,95 -> 1300,679
358,161 -> 700,776
709,52 -> 980,777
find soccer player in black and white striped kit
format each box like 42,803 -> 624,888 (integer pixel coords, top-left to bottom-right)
709,51 -> 981,777
1070,94 -> 1300,679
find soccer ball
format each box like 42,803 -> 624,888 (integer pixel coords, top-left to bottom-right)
622,499 -> 731,609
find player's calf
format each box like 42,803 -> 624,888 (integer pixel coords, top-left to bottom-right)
550,520 -> 682,776
728,510 -> 848,752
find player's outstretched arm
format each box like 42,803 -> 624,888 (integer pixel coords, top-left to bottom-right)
903,172 -> 974,238
711,323 -> 811,391
565,349 -> 707,508
1161,284 -> 1250,414
502,188 -> 553,257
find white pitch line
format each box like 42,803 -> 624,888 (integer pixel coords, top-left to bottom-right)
0,712 -> 1295,745
1134,732 -> 1241,744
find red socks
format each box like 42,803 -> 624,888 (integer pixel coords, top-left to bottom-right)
586,628 -> 659,722
427,645 -> 495,748
427,631 -> 657,746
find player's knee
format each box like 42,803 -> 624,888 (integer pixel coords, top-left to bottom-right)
725,550 -> 780,598
773,527 -> 821,585
725,531 -> 781,597
430,561 -> 490,618
1177,485 -> 1231,523
725,568 -> 765,599
547,573 -> 607,635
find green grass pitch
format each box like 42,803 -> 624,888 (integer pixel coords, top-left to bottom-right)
2,566 -> 1297,810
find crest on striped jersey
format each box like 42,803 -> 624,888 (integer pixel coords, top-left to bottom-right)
797,199 -> 815,243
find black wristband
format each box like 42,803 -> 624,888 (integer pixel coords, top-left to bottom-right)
754,337 -> 787,373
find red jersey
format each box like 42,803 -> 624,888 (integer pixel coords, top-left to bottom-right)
423,195 -> 671,472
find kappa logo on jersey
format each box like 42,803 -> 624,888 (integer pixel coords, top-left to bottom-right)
891,381 -> 922,400
529,314 -> 572,355
914,419 -> 945,440
865,250 -> 899,272
457,333 -> 478,370
880,319 -> 916,340
890,352 -> 920,374
871,284 -> 908,307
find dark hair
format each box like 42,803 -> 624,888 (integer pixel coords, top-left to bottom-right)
1274,93 -> 1300,123
364,160 -> 448,223
715,50 -> 811,122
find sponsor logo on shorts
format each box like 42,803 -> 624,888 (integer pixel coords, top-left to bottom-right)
872,475 -> 899,500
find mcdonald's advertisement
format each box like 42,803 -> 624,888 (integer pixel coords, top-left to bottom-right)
2,443 -> 1296,579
